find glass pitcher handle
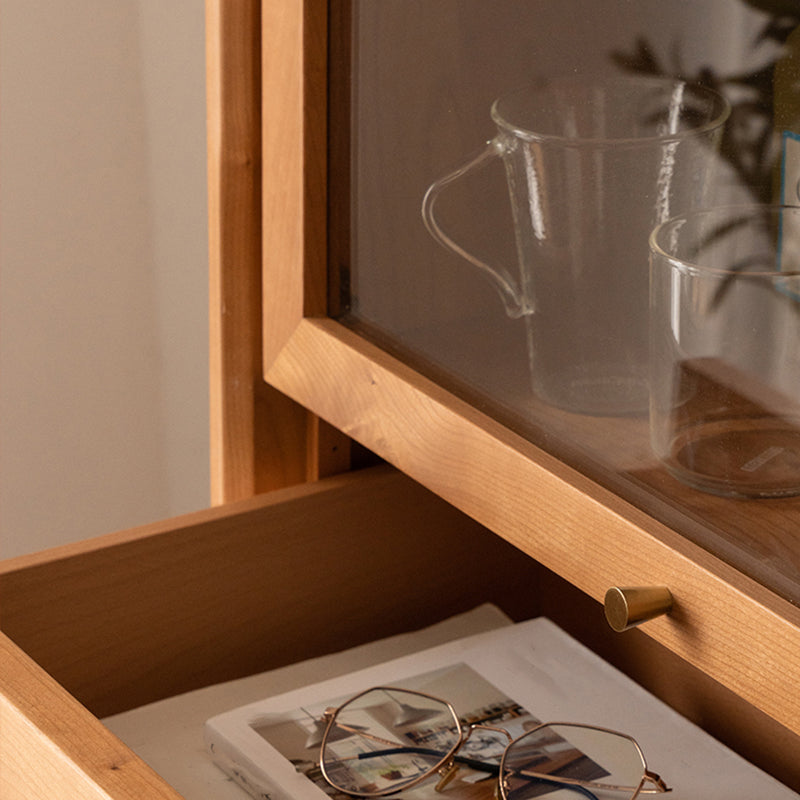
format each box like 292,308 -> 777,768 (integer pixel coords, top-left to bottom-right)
421,137 -> 530,318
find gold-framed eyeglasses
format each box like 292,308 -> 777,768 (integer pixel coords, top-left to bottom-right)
316,687 -> 670,800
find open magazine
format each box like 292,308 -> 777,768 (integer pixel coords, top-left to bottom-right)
204,617 -> 797,800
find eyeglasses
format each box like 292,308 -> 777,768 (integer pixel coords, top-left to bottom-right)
316,687 -> 670,800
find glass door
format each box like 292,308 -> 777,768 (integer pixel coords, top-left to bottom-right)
328,0 -> 800,607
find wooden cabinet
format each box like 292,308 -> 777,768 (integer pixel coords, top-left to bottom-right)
2,2 -> 799,797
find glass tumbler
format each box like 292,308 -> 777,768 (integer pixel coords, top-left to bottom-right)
650,204 -> 800,497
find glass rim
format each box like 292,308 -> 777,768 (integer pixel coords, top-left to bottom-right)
490,74 -> 731,147
649,203 -> 800,279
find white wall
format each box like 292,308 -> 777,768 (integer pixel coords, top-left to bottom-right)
0,1 -> 209,557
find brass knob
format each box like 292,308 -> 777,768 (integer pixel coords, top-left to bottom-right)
604,586 -> 673,632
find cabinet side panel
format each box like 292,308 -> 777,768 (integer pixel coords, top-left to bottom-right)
208,0 -> 321,500
0,634 -> 183,800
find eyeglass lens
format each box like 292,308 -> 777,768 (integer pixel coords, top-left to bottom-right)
321,688 -> 462,796
501,723 -> 647,800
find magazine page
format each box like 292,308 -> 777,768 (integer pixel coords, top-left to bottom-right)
205,617 -> 798,800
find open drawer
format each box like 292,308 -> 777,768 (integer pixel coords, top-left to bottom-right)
0,466 -> 544,799
2,466 -> 798,798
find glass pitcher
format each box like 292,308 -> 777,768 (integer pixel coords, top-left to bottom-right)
423,75 -> 730,416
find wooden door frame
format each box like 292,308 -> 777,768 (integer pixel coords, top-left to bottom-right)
207,0 -> 352,502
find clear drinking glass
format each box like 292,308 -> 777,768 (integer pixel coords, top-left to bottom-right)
650,204 -> 800,497
422,75 -> 730,416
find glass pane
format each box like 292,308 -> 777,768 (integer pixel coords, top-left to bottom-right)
333,1 -> 800,604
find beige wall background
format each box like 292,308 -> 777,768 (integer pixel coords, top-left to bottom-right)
0,2 -> 209,557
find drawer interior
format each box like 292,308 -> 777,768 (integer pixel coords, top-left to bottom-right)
1,465 -> 798,794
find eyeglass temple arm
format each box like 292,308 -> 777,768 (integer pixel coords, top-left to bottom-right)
512,766 -> 671,797
335,747 -> 598,799
346,746 -> 501,775
434,760 -> 598,800
512,774 -> 600,799
325,746 -> 668,798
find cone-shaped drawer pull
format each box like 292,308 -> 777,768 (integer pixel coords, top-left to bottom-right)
604,586 -> 673,632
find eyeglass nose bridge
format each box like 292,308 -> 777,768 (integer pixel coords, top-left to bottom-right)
434,723 -> 513,792
466,723 -> 514,743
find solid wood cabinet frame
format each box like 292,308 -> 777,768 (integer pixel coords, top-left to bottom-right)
2,1 -> 800,797
261,0 -> 800,747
